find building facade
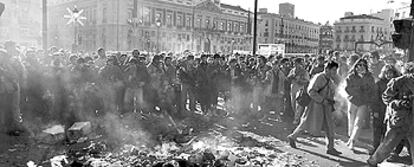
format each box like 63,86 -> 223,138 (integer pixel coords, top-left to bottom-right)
0,0 -> 42,47
394,5 -> 410,19
257,7 -> 320,53
333,12 -> 393,52
319,22 -> 334,53
48,0 -> 252,53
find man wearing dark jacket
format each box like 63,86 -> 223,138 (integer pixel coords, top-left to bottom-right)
367,62 -> 414,167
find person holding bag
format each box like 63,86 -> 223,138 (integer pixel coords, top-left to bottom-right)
287,61 -> 342,156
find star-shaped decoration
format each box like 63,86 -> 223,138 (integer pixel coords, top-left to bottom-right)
64,6 -> 87,26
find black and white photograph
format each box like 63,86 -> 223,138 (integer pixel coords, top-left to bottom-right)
0,0 -> 413,166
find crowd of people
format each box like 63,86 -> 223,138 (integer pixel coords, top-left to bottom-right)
0,40 -> 413,166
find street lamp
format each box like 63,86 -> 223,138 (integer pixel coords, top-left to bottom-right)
127,18 -> 143,49
231,39 -> 235,53
155,19 -> 162,52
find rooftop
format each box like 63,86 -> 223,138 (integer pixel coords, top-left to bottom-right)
340,14 -> 383,21
220,3 -> 249,13
258,12 -> 318,25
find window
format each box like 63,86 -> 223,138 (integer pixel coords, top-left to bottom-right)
336,35 -> 341,42
185,17 -> 191,28
177,15 -> 183,27
143,7 -> 151,24
227,22 -> 232,32
360,26 -> 365,32
351,26 -> 356,32
234,23 -> 239,32
155,13 -> 161,23
205,17 -> 210,29
196,15 -> 202,28
336,27 -> 342,33
166,14 -> 172,26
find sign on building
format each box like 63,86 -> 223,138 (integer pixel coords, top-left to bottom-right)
258,44 -> 285,57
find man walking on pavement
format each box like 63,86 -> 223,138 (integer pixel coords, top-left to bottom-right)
367,62 -> 414,167
287,61 -> 342,156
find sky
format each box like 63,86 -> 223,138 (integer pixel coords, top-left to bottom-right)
221,0 -> 411,24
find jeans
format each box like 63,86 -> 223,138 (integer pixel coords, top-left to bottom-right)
369,127 -> 414,165
348,103 -> 369,140
291,84 -> 305,123
289,105 -> 335,150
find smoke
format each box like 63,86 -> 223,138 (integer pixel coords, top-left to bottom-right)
99,112 -> 152,147
333,77 -> 349,125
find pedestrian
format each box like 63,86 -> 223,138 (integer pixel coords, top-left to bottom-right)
287,61 -> 342,156
345,58 -> 376,151
146,55 -> 165,112
280,58 -> 294,121
369,51 -> 384,82
251,56 -> 268,113
367,62 -> 414,167
263,59 -> 286,113
287,58 -> 310,125
309,55 -> 325,77
95,48 -> 107,68
0,49 -> 24,136
177,55 -> 196,113
371,64 -> 401,154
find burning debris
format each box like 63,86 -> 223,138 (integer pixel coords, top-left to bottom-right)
6,111 -> 312,167
40,128 -> 310,167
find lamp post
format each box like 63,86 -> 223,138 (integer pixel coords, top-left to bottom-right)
155,19 -> 162,53
42,0 -> 47,55
231,39 -> 235,54
127,18 -> 143,49
252,0 -> 258,55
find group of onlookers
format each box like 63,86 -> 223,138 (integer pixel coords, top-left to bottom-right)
0,41 -> 413,166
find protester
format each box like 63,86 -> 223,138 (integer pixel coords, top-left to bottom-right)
263,59 -> 286,113
345,58 -> 376,151
371,65 -> 401,154
287,61 -> 342,155
288,58 -> 310,125
367,62 -> 414,167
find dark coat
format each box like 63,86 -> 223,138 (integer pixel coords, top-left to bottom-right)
382,75 -> 414,130
345,72 -> 376,106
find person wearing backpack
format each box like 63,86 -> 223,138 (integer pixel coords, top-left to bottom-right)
287,61 -> 342,156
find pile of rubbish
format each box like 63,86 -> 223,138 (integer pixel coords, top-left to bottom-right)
29,129 -> 309,167
21,110 -> 311,167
